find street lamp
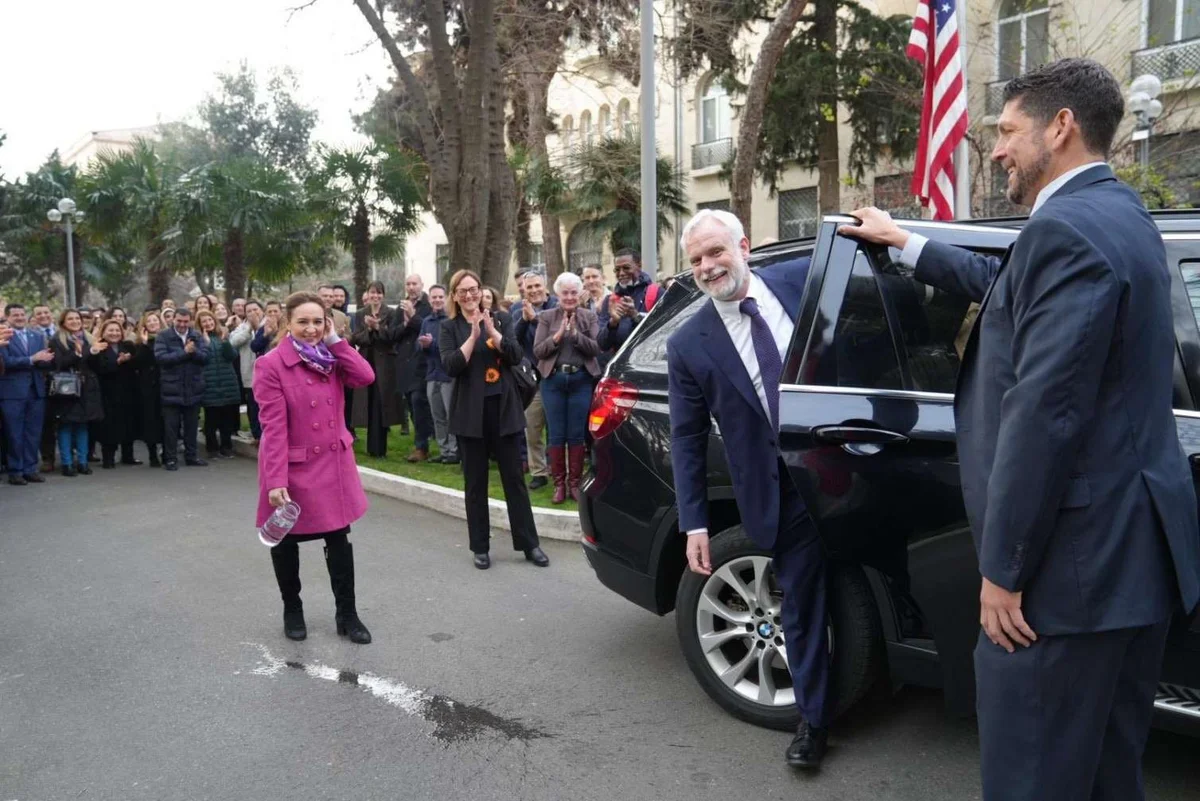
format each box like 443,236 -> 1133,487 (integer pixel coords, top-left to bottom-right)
1128,73 -> 1164,168
47,197 -> 85,308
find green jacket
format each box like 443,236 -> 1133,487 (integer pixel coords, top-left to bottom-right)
200,335 -> 241,407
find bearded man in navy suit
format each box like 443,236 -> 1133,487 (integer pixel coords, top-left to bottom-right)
666,210 -> 828,768
0,303 -> 55,484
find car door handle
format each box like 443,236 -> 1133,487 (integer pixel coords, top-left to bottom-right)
812,425 -> 909,456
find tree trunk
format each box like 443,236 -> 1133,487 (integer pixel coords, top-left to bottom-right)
222,228 -> 246,301
814,0 -> 841,214
729,0 -> 808,238
480,72 -> 517,291
194,266 -> 214,296
515,198 -> 533,275
146,239 -> 170,305
524,72 -> 567,280
351,200 -> 371,301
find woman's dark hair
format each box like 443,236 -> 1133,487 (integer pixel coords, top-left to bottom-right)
366,280 -> 386,296
1002,58 -> 1124,157
272,291 -> 326,349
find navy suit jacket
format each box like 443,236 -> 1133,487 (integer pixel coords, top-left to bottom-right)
0,327 -> 51,400
916,164 -> 1200,633
667,259 -> 810,550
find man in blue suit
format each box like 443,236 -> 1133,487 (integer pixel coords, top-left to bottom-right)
667,209 -> 827,768
846,58 -> 1200,800
0,303 -> 55,485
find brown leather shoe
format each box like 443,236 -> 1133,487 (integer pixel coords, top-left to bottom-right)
405,448 -> 429,463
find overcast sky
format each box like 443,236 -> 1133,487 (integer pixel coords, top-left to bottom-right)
0,0 -> 394,178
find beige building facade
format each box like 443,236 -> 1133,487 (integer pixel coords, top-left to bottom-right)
61,126 -> 161,171
402,0 -> 1200,289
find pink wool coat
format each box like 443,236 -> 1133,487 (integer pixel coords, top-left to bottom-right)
253,338 -> 375,534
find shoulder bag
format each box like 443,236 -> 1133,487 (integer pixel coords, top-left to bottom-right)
49,370 -> 81,397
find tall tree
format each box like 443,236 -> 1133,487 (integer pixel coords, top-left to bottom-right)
354,0 -> 516,290
673,0 -> 921,234
310,144 -> 428,300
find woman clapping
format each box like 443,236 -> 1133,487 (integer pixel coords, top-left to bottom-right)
196,310 -> 241,458
48,309 -> 103,476
91,320 -> 141,468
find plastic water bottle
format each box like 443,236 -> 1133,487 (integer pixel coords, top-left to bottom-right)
258,501 -> 301,547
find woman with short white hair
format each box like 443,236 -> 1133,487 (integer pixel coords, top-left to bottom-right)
533,270 -> 602,503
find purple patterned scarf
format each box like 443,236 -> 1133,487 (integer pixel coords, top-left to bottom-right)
288,334 -> 336,375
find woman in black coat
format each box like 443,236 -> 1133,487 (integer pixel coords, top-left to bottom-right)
350,281 -> 401,457
134,311 -> 165,467
48,309 -> 103,476
91,319 -> 142,469
439,268 -> 547,570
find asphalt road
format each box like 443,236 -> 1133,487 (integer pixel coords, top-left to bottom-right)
2,450 -> 1197,801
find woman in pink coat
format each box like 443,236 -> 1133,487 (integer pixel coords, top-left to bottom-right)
254,291 -> 376,644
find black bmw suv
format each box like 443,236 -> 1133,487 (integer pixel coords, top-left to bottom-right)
580,212 -> 1200,733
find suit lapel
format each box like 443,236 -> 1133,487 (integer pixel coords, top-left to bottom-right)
697,301 -> 768,423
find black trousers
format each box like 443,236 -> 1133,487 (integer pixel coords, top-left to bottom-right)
203,404 -> 239,453
245,388 -> 262,439
162,404 -> 200,462
407,386 -> 433,451
458,395 -> 540,554
975,619 -> 1171,801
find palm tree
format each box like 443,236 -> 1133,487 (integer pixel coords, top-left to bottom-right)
567,135 -> 689,254
81,139 -> 178,303
309,144 -> 427,300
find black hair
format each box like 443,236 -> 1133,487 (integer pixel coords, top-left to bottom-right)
4,303 -> 25,314
430,284 -> 446,293
366,280 -> 386,295
333,284 -> 350,297
244,299 -> 264,311
1002,58 -> 1124,157
174,307 -> 192,318
614,248 -> 641,265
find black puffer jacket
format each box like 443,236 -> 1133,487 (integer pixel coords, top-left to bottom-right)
49,335 -> 104,424
154,328 -> 209,406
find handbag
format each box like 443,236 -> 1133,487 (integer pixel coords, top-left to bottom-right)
512,360 -> 541,409
49,371 -> 81,397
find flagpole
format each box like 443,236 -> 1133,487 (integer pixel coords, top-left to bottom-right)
954,0 -> 972,220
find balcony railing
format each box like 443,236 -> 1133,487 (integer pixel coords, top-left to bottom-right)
986,79 -> 1009,117
692,138 -> 733,170
1132,37 -> 1200,82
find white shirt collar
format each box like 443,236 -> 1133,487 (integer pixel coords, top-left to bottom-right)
1031,162 -> 1107,214
713,273 -> 768,323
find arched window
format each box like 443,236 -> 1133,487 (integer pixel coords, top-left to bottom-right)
561,115 -> 575,155
617,99 -> 633,137
699,78 -> 731,144
599,105 -> 612,139
581,110 -> 594,149
997,0 -> 1049,80
567,224 -> 604,273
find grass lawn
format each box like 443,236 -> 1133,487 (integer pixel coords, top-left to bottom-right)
241,412 -> 577,511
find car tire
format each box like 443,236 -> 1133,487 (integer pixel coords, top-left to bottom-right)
675,524 -> 885,731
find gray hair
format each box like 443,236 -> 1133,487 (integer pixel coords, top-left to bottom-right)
680,209 -> 747,252
553,271 -> 584,296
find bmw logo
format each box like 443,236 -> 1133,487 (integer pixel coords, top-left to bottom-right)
757,621 -> 775,638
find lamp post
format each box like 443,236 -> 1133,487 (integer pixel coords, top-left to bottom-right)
46,198 -> 84,308
1128,73 -> 1164,168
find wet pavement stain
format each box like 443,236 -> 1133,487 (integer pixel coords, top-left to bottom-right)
423,693 -> 548,744
428,632 -> 455,643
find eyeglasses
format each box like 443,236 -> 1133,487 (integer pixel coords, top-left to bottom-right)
456,286 -> 481,297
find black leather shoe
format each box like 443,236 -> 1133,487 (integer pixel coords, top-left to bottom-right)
121,458 -> 144,466
185,458 -> 208,467
24,473 -> 45,483
283,609 -> 307,641
62,465 -> 77,477
441,455 -> 460,465
76,464 -> 93,475
336,614 -> 372,644
473,553 -> 491,570
164,461 -> 179,472
101,462 -> 116,470
785,722 -> 828,769
8,475 -> 27,486
528,476 -> 548,490
525,547 -> 550,567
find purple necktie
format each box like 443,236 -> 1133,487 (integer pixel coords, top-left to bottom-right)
739,297 -> 781,430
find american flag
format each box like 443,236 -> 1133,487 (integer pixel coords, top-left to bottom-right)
907,0 -> 968,220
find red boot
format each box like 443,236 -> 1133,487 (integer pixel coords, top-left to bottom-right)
567,444 -> 587,502
548,445 -> 567,504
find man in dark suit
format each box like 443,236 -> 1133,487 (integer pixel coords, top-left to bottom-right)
390,274 -> 433,462
0,304 -> 55,485
845,58 -> 1200,800
666,210 -> 827,768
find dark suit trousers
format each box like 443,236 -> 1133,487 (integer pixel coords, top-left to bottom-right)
162,404 -> 200,463
458,395 -> 540,554
1,397 -> 45,477
774,474 -> 831,729
975,619 -> 1170,801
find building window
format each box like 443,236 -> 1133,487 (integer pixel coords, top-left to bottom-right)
436,244 -> 450,280
581,110 -> 594,149
599,105 -> 612,139
617,99 -> 633,137
873,174 -> 921,219
529,243 -> 545,273
997,0 -> 1049,80
697,199 -> 731,213
778,188 -> 819,240
1148,0 -> 1200,47
699,78 -> 731,144
567,224 -> 604,273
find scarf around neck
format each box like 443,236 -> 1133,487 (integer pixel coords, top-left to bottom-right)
288,334 -> 336,375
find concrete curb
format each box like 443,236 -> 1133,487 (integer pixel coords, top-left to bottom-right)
232,437 -> 582,542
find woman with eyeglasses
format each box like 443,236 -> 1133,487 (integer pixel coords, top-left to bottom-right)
439,269 -> 548,570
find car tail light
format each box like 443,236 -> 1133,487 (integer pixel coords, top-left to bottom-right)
588,377 -> 639,439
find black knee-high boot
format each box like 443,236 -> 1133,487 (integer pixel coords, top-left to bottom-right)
324,538 -> 371,644
270,541 -> 306,641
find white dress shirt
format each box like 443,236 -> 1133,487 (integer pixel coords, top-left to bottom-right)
898,161 -> 1109,267
688,274 -> 791,538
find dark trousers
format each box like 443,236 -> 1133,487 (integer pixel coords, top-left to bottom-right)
541,370 -> 593,446
244,388 -> 262,440
343,387 -> 354,437
0,397 -> 45,477
458,395 -> 540,554
407,386 -> 433,451
203,404 -> 239,453
975,619 -> 1170,801
162,403 -> 200,463
269,528 -> 357,615
40,411 -> 57,467
101,441 -> 136,466
774,475 -> 830,729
